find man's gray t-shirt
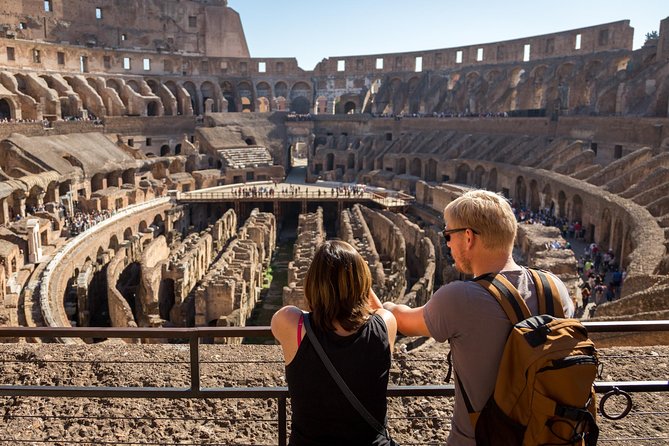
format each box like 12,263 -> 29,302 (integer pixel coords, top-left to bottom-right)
422,269 -> 574,446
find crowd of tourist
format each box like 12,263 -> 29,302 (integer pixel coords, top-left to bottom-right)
64,208 -> 114,236
285,113 -> 313,121
511,204 -> 626,311
371,111 -> 510,119
0,117 -> 50,126
229,183 -> 368,199
284,110 -> 513,122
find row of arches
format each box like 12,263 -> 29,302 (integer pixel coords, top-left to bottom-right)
0,73 -> 319,121
370,55 -> 632,116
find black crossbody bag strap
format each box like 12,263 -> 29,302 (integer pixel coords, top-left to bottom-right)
303,313 -> 390,439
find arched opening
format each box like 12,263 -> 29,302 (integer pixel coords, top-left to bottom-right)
183,82 -> 199,115
238,81 -> 254,112
426,159 -> 437,182
152,215 -> 165,235
221,81 -> 236,112
274,96 -> 287,111
164,81 -> 183,115
397,158 -> 407,175
344,101 -> 356,114
347,153 -> 355,170
122,169 -> 135,185
290,82 -> 312,113
410,158 -> 422,177
515,176 -> 527,206
542,183 -> 554,213
291,97 -> 310,114
175,144 -> 182,155
557,191 -> 567,218
109,235 -> 120,251
0,99 -> 12,120
146,79 -> 160,95
473,166 -> 485,188
160,145 -> 170,156
326,153 -> 335,171
600,208 -> 612,248
241,97 -> 252,112
91,173 -> 105,192
455,164 -> 471,185
117,262 -> 141,323
106,79 -> 122,94
487,168 -> 497,191
572,194 -> 583,223
123,228 -> 133,240
275,82 -> 288,99
147,101 -> 159,116
315,96 -> 328,114
126,80 -> 140,92
201,81 -> 217,113
158,278 -> 175,322
529,180 -> 540,211
256,97 -> 270,112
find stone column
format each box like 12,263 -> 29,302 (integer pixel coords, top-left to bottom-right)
26,219 -> 43,263
0,199 -> 9,225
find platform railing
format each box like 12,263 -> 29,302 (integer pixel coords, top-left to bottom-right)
0,321 -> 667,445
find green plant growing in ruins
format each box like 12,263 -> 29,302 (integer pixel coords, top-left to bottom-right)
645,30 -> 659,43
263,266 -> 273,289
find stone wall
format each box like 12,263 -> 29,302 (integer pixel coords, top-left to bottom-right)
381,211 -> 435,307
39,198 -> 173,338
339,204 -> 385,295
149,209 -> 239,326
0,0 -> 247,59
515,223 -> 579,296
193,209 -> 275,343
106,248 -> 139,334
358,206 -> 407,303
314,21 -> 632,74
283,208 -> 326,310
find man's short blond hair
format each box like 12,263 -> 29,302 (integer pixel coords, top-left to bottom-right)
444,190 -> 517,252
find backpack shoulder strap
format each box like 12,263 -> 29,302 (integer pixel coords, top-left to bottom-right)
528,269 -> 565,318
474,272 -> 532,325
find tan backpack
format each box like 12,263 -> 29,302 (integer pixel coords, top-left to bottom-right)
459,268 -> 599,446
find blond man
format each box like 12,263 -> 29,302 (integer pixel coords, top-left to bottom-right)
384,190 -> 573,446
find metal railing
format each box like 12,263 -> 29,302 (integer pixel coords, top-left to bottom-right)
176,190 -> 413,208
0,321 -> 667,445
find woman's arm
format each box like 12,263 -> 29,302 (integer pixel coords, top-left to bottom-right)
271,305 -> 305,365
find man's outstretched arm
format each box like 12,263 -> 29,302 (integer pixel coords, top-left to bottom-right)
383,302 -> 431,337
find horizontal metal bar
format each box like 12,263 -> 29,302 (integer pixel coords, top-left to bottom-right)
2,320 -> 668,339
0,326 -> 273,338
0,383 -> 665,400
0,385 -> 454,399
594,381 -> 669,393
584,321 -> 669,332
0,386 -> 288,399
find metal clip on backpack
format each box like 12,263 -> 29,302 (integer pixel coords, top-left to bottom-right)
460,268 -> 599,446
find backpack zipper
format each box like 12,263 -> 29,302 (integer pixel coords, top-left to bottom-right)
537,355 -> 598,373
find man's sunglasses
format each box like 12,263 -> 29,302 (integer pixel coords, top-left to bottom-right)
443,227 -> 479,242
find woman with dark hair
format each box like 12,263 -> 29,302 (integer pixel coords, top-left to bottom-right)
272,240 -> 397,445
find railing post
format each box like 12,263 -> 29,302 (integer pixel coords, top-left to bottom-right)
278,396 -> 287,446
190,334 -> 200,394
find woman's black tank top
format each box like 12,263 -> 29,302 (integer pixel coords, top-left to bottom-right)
286,313 -> 391,446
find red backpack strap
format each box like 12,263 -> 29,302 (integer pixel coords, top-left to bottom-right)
475,272 -> 532,325
528,269 -> 565,318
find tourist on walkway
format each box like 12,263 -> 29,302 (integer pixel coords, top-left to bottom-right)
272,240 -> 397,445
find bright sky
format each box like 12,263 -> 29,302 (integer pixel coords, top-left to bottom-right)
228,0 -> 666,71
